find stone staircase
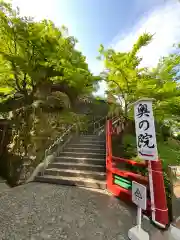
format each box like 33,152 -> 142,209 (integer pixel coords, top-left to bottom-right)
35,134 -> 106,189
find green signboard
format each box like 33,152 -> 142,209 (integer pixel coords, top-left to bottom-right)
114,175 -> 132,190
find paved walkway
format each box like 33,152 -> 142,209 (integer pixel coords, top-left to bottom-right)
0,182 -> 174,240
0,177 -> 10,194
0,182 -> 137,239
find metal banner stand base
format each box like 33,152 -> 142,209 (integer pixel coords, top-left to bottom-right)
128,207 -> 149,240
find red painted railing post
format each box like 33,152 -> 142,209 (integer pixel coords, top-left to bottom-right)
148,160 -> 169,227
106,120 -> 113,189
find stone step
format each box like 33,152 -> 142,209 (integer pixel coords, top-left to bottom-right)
68,143 -> 105,149
63,147 -> 105,153
79,140 -> 105,144
45,168 -> 106,180
70,140 -> 105,145
54,156 -> 105,165
35,175 -> 106,189
71,136 -> 105,143
78,138 -> 105,142
48,162 -> 106,172
79,134 -> 101,137
79,134 -> 104,138
59,151 -> 105,159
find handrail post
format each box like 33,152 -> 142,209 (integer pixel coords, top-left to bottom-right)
108,119 -> 112,161
149,160 -> 169,227
106,119 -> 113,189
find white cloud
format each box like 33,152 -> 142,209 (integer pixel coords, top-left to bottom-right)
97,1 -> 180,96
12,0 -> 76,34
112,1 -> 180,68
12,0 -> 57,20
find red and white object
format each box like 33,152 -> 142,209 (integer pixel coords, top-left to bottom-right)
134,99 -> 169,228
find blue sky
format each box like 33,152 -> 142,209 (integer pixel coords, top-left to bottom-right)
12,0 -> 180,95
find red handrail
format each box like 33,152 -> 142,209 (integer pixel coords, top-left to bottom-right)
106,119 -> 151,215
106,120 -> 113,189
112,156 -> 147,168
105,119 -> 169,228
106,120 -> 147,178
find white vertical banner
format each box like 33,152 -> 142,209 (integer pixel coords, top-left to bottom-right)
134,99 -> 158,161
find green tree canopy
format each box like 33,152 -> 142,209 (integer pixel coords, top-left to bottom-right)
0,1 -> 100,168
0,0 -> 99,110
98,33 -> 180,125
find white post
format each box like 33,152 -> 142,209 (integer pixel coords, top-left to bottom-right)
128,181 -> 149,240
137,207 -> 142,231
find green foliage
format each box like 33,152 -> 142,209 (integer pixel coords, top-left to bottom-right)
120,133 -> 180,202
98,33 -> 153,121
175,134 -> 180,141
0,1 -> 100,184
158,139 -> 180,168
122,134 -> 180,167
98,33 -> 180,126
121,134 -> 137,158
0,0 -> 99,107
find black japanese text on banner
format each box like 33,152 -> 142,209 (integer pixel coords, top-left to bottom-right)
134,99 -> 158,161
